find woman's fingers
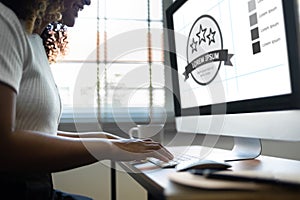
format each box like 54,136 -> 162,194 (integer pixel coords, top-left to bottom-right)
149,146 -> 174,161
111,138 -> 174,162
142,141 -> 174,161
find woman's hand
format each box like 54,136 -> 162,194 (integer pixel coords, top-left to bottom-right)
110,138 -> 174,162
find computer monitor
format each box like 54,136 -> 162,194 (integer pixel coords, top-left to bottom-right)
166,0 -> 300,160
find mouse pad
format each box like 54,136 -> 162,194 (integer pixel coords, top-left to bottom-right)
168,172 -> 272,190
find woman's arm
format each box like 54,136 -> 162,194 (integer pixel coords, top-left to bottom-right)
0,83 -> 173,173
57,131 -> 124,139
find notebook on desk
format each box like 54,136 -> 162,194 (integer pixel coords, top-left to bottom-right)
168,171 -> 270,190
168,170 -> 300,190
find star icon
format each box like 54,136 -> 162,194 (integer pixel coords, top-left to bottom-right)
196,24 -> 207,45
207,28 -> 216,45
190,37 -> 198,54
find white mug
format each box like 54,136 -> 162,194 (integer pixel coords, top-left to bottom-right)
128,124 -> 164,142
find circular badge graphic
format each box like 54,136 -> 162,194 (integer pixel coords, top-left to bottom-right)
184,15 -> 233,85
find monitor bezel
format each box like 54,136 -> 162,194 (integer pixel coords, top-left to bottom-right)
167,0 -> 300,117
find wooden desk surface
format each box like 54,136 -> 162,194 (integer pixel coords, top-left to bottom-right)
118,146 -> 300,200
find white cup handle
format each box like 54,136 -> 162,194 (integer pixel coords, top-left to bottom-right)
128,127 -> 138,139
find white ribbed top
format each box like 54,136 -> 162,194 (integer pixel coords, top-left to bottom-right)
0,3 -> 61,134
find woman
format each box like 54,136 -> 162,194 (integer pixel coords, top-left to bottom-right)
0,0 -> 173,199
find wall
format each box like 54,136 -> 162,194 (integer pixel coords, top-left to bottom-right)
53,162 -> 147,200
52,162 -> 110,200
115,164 -> 147,200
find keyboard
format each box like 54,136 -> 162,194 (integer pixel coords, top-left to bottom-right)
147,154 -> 199,168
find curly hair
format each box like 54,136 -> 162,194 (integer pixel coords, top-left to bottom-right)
34,0 -> 64,34
39,0 -> 68,63
1,0 -> 48,33
1,0 -> 65,34
1,0 -> 68,63
41,22 -> 69,64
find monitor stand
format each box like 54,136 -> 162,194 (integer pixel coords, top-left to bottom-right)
225,137 -> 262,161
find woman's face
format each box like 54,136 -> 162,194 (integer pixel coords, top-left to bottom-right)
61,0 -> 91,27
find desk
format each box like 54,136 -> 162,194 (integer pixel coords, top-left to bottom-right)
118,146 -> 300,200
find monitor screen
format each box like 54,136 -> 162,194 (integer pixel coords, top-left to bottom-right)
174,0 -> 291,109
167,0 -> 300,141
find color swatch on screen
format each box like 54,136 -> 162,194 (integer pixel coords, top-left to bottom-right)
248,0 -> 261,55
251,27 -> 259,41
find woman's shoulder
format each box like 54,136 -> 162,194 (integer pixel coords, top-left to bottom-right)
0,2 -> 31,57
0,2 -> 33,94
0,3 -> 21,26
0,2 -> 28,41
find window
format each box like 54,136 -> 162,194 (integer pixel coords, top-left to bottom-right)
51,0 -> 166,123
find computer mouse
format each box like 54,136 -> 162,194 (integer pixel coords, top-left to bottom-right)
175,159 -> 232,172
